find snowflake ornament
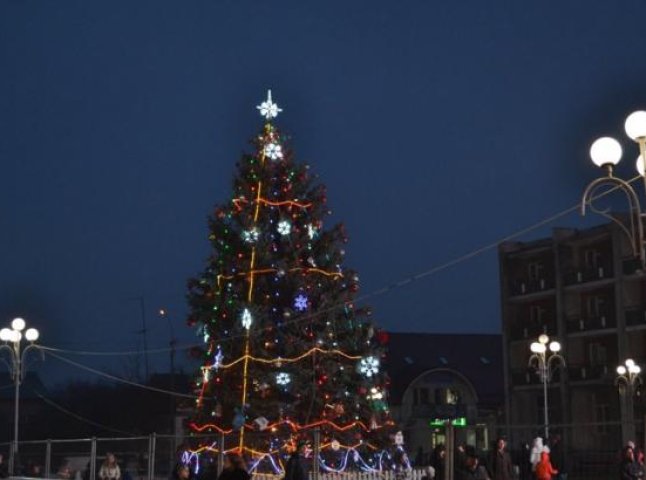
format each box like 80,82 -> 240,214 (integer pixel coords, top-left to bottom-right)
307,224 -> 317,240
294,294 -> 308,312
264,143 -> 283,161
257,90 -> 283,120
242,228 -> 259,243
213,346 -> 224,371
241,308 -> 253,330
277,220 -> 291,236
276,372 -> 291,386
358,356 -> 380,378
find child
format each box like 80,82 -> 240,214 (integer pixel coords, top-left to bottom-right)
534,451 -> 558,480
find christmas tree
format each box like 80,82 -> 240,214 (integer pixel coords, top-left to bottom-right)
186,91 -> 393,472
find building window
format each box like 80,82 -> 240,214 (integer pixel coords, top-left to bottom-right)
528,262 -> 544,281
414,388 -> 429,405
529,305 -> 544,323
584,249 -> 602,269
595,400 -> 611,434
588,343 -> 607,367
435,388 -> 460,405
585,295 -> 606,317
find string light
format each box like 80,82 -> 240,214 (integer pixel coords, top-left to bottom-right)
216,267 -> 343,288
190,418 -> 393,434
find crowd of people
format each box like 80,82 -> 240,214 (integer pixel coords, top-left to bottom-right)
418,435 -> 646,480
419,436 -> 565,480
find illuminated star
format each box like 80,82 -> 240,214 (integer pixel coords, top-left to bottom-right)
257,90 -> 283,120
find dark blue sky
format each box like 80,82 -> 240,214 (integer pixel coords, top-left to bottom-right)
2,1 -> 646,381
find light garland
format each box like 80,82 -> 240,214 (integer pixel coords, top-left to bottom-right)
202,347 -> 362,371
190,418 -> 392,434
216,267 -> 343,288
233,197 -> 313,212
185,441 -> 393,475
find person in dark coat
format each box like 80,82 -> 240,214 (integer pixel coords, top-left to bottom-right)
216,454 -> 249,480
549,435 -> 566,480
284,443 -> 308,480
457,448 -> 490,480
489,438 -> 513,480
621,446 -> 644,480
0,454 -> 8,479
431,445 -> 446,480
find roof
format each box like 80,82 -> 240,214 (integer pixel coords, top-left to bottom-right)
386,332 -> 504,407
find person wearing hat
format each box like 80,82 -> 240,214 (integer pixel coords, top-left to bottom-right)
284,442 -> 308,480
457,447 -> 490,480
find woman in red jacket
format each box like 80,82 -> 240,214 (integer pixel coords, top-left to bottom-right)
535,451 -> 558,480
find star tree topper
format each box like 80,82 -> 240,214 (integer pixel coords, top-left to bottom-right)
257,90 -> 283,120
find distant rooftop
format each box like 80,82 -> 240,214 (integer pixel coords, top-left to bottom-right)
386,332 -> 503,407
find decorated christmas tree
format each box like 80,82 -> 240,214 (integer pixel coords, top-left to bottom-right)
186,91 -> 394,472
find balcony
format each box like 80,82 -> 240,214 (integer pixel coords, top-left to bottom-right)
568,364 -> 610,382
511,368 -> 562,386
509,278 -> 554,297
566,314 -> 616,334
563,265 -> 613,286
509,322 -> 557,342
623,258 -> 644,276
626,308 -> 646,328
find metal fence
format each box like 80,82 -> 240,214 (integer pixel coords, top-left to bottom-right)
5,421 -> 642,480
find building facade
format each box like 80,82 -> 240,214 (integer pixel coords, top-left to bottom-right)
499,222 -> 645,451
387,332 -> 504,464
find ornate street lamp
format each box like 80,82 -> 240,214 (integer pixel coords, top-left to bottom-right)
0,318 -> 41,474
528,334 -> 565,440
581,111 -> 646,266
616,358 -> 643,393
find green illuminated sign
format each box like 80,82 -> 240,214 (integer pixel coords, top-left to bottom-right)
429,417 -> 467,427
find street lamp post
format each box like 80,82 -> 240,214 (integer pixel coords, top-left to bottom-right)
0,318 -> 40,475
581,111 -> 646,266
616,359 -> 642,444
528,334 -> 565,440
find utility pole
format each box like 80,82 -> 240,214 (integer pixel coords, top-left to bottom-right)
128,296 -> 150,382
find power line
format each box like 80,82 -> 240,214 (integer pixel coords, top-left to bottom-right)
28,388 -> 137,436
38,176 -> 637,355
44,351 -> 198,399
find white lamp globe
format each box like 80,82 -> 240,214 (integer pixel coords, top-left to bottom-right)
549,341 -> 561,353
0,328 -> 12,342
618,365 -> 627,375
625,111 -> 646,141
626,359 -> 635,368
636,155 -> 645,176
531,342 -> 546,354
590,137 -> 622,167
11,317 -> 26,331
538,334 -> 549,345
634,365 -> 642,374
25,328 -> 39,342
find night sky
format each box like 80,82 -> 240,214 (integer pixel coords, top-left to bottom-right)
3,1 -> 646,383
